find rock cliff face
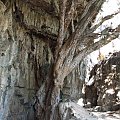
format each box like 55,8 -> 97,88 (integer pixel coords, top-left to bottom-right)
0,0 -> 88,119
0,1 -> 56,119
84,52 -> 120,111
62,59 -> 87,102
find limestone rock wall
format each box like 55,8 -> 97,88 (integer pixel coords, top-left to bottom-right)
62,59 -> 87,101
85,52 -> 120,111
0,1 -> 54,119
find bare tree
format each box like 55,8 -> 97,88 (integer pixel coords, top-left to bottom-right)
0,0 -> 120,120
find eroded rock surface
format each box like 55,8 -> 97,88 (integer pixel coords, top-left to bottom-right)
84,52 -> 120,111
0,1 -> 54,119
59,102 -> 98,120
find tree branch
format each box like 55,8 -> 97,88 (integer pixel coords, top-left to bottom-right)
55,0 -> 77,60
60,0 -> 105,58
65,26 -> 120,76
54,0 -> 66,59
53,0 -> 105,81
90,12 -> 120,33
64,0 -> 77,33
